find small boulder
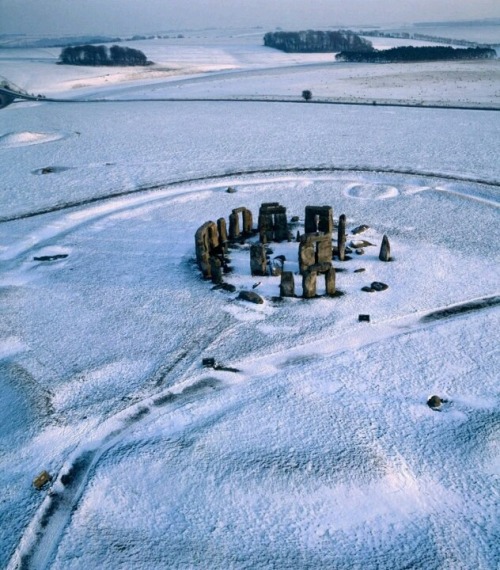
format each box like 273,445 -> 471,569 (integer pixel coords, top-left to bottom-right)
427,395 -> 442,409
290,216 -> 300,223
361,286 -> 375,293
226,186 -> 237,193
238,290 -> 264,304
354,268 -> 366,273
371,281 -> 388,291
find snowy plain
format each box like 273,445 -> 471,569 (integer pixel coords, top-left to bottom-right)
0,27 -> 499,569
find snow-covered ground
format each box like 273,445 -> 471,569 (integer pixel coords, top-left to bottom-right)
1,29 -> 499,569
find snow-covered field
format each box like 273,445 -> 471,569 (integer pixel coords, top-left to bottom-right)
1,28 -> 499,569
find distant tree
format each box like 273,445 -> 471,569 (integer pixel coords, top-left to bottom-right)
302,90 -> 312,102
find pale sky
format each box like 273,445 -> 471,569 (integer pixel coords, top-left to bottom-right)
1,0 -> 499,36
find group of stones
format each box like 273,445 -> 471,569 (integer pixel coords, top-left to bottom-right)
195,201 -> 392,302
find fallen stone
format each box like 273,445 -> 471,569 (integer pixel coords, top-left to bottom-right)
33,470 -> 52,490
350,240 -> 375,248
238,290 -> 264,304
352,224 -> 370,235
371,281 -> 389,291
34,254 -> 68,262
221,283 -> 236,292
354,268 -> 366,273
361,286 -> 375,293
358,314 -> 370,322
226,186 -> 237,193
355,249 -> 365,255
290,216 -> 300,223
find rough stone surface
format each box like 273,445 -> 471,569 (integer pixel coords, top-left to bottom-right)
210,257 -> 223,284
280,272 -> 296,297
352,224 -> 370,235
338,214 -> 346,261
238,290 -> 264,304
325,267 -> 336,296
217,218 -> 228,252
371,281 -> 389,291
250,243 -> 268,276
258,203 -> 288,242
302,270 -> 317,298
427,395 -> 442,409
299,233 -> 332,274
361,286 -> 375,293
305,205 -> 333,234
195,221 -> 219,278
379,234 -> 391,262
229,212 -> 240,240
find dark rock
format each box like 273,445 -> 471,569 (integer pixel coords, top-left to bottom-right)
274,254 -> 286,263
352,224 -> 370,235
238,290 -> 264,304
361,286 -> 375,292
379,234 -> 391,262
221,283 -> 236,293
250,243 -> 267,276
354,268 -> 365,273
290,216 -> 300,223
280,271 -> 296,297
371,281 -> 388,291
41,167 -> 55,174
358,314 -> 370,322
202,357 -> 217,368
427,395 -> 442,409
34,254 -> 68,262
226,186 -> 237,193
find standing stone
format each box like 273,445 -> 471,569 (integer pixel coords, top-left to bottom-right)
210,257 -> 223,284
280,272 -> 295,297
242,209 -> 253,234
305,206 -> 333,234
302,270 -> 317,298
338,214 -> 346,261
217,218 -> 228,252
274,211 -> 288,242
296,230 -> 301,242
250,243 -> 267,276
379,234 -> 391,262
258,212 -> 273,243
229,212 -> 240,240
325,267 -> 336,296
299,235 -> 316,274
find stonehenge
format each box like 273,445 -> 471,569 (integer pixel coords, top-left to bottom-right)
195,200 -> 390,302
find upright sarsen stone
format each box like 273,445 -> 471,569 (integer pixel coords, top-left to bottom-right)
325,267 -> 336,296
338,214 -> 346,261
280,272 -> 295,297
379,234 -> 391,262
250,243 -> 268,276
302,270 -> 317,298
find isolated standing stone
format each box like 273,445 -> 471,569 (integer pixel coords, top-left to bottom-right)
280,272 -> 295,297
379,234 -> 391,262
338,214 -> 346,261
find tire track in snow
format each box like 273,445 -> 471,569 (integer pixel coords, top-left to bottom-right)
1,166 -> 498,224
8,293 -> 499,569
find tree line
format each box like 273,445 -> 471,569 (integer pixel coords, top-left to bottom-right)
58,45 -> 152,66
335,46 -> 496,63
264,30 -> 373,53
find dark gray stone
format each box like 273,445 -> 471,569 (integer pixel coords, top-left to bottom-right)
305,205 -> 333,234
371,281 -> 388,291
238,290 -> 264,304
354,268 -> 365,273
250,243 -> 267,276
280,272 -> 295,297
379,234 -> 391,262
358,314 -> 370,322
427,395 -> 442,409
338,214 -> 346,261
210,257 -> 223,284
361,286 -> 375,292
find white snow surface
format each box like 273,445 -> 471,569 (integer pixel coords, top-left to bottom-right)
1,30 -> 499,570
